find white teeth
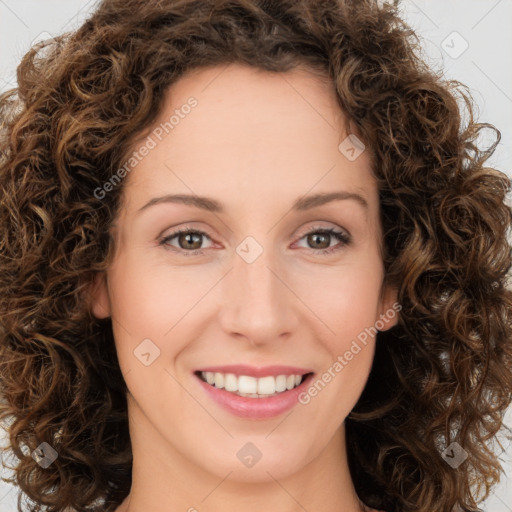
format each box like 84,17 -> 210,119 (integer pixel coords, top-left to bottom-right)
239,375 -> 257,394
257,376 -> 275,395
224,373 -> 238,392
275,375 -> 287,392
200,371 -> 307,397
214,372 -> 224,389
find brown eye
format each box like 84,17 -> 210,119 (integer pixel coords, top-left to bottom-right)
295,227 -> 351,255
159,229 -> 213,254
177,232 -> 203,250
307,232 -> 331,250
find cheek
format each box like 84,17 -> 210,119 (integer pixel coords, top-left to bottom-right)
293,254 -> 383,404
106,253 -> 219,378
108,253 -> 203,334
294,254 -> 384,342
299,269 -> 380,423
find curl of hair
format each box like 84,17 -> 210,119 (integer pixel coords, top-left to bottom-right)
1,1 -> 511,511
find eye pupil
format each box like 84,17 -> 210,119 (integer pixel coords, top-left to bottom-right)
180,232 -> 202,249
308,233 -> 330,249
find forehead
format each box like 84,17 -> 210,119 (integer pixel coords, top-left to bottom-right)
117,63 -> 376,217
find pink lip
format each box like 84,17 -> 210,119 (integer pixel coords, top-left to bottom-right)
194,371 -> 315,420
194,364 -> 313,378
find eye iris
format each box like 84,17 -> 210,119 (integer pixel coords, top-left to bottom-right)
179,232 -> 202,250
308,232 -> 330,249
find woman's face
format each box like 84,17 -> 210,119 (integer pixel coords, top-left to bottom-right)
90,63 -> 397,483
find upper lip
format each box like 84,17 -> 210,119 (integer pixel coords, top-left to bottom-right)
194,365 -> 314,378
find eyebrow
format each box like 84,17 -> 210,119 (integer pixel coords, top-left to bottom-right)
137,191 -> 368,214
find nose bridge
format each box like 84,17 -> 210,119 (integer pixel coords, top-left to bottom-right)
219,237 -> 295,342
238,246 -> 278,303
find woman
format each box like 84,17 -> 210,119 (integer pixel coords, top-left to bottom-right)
1,1 -> 511,511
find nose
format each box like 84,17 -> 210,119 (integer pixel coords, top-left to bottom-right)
217,241 -> 298,347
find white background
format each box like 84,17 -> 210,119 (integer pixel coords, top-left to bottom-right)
0,1 -> 511,511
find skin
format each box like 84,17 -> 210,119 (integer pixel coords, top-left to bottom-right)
89,63 -> 397,512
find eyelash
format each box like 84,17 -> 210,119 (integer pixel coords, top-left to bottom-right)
158,225 -> 351,257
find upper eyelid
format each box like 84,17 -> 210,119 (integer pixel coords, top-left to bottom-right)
299,223 -> 350,237
162,223 -> 349,239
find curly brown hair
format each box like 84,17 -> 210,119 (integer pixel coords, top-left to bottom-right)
1,0 -> 511,511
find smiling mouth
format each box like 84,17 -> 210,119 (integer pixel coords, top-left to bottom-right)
195,371 -> 314,398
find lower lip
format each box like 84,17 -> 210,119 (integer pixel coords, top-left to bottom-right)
195,373 -> 314,420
